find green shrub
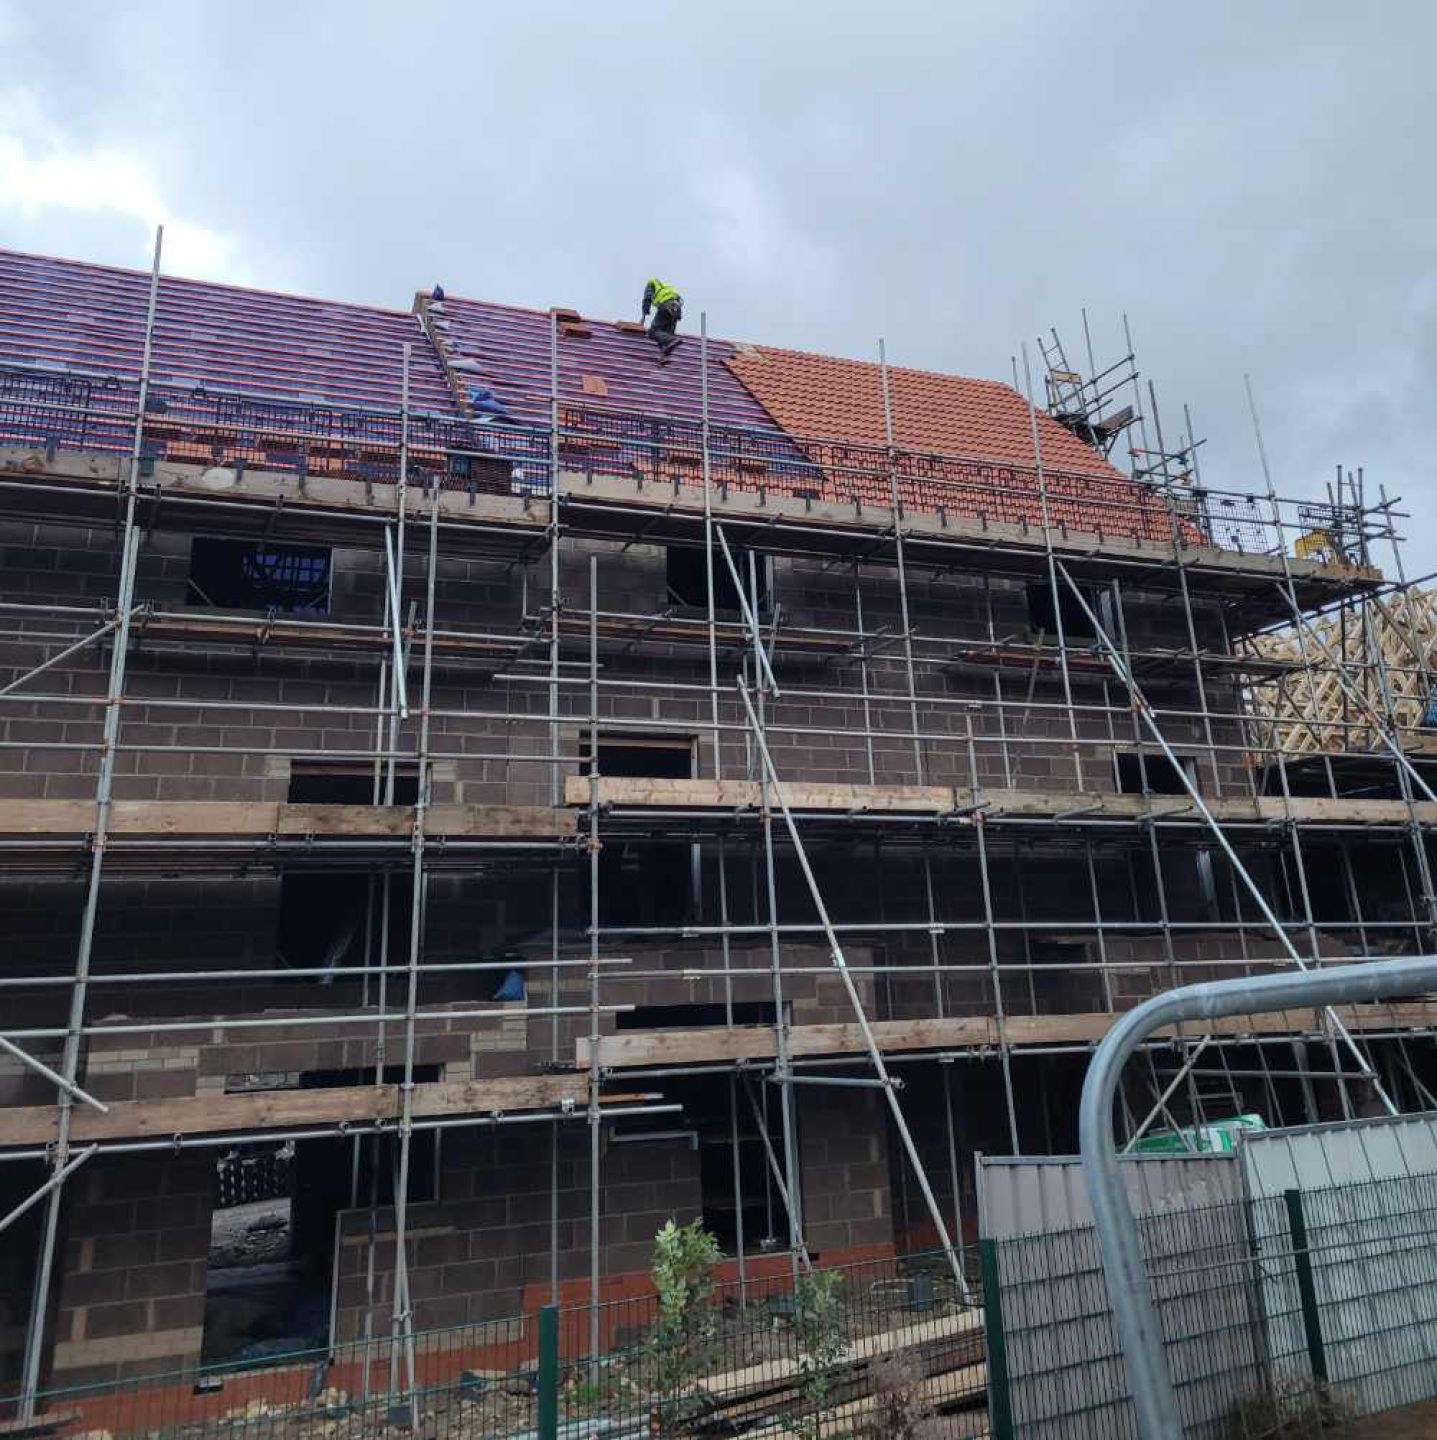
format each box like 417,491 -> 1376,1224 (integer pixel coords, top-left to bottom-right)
646,1218 -> 723,1433
792,1269 -> 848,1440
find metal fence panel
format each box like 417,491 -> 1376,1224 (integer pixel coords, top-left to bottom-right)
980,1155 -> 1251,1437
2,1247 -> 987,1439
978,1154 -> 1240,1239
1239,1118 -> 1437,1419
1300,1176 -> 1437,1414
1239,1110 -> 1437,1194
987,1189 -> 1265,1438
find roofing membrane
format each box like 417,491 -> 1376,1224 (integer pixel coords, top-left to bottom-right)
0,247 -> 1166,535
0,249 -> 455,415
432,292 -> 785,431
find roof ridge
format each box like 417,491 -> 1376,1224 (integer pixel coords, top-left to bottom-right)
441,292 -> 742,351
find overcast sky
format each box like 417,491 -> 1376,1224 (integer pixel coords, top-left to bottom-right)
2,1 -> 1434,558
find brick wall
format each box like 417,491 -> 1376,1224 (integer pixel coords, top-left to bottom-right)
332,1122 -> 702,1340
797,1089 -> 894,1257
46,1156 -> 213,1387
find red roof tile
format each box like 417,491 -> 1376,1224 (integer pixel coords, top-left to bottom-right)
724,345 -> 1175,542
725,346 -> 1110,475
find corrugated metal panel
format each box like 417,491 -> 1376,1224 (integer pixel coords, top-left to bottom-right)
977,1122 -> 1437,1432
1239,1112 -> 1437,1418
980,1156 -> 1256,1437
1240,1111 -> 1437,1195
978,1153 -> 1240,1239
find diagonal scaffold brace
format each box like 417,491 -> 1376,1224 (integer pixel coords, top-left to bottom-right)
1053,559 -> 1399,1117
735,676 -> 975,1304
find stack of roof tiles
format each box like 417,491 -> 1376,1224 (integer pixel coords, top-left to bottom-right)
0,247 -> 1174,542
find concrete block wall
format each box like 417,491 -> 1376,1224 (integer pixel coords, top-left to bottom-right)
534,940 -> 876,1069
0,873 -> 535,1109
46,1155 -> 213,1387
332,1123 -> 703,1338
797,1089 -> 894,1257
332,1087 -> 902,1337
0,519 -> 551,809
0,484 -> 1315,1389
0,518 -> 1251,820
555,539 -> 1247,797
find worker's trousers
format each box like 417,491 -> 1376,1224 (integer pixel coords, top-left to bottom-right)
649,298 -> 682,354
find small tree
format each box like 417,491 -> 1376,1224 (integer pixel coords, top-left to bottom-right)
792,1269 -> 847,1440
646,1218 -> 723,1432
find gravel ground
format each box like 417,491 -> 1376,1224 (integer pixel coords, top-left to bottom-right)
209,1199 -> 292,1269
1346,1397 -> 1437,1438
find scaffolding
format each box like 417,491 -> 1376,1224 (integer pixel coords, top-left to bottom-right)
1,232 -> 1436,1414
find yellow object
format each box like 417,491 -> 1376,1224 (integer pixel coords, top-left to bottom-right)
1294,528 -> 1338,561
647,278 -> 679,306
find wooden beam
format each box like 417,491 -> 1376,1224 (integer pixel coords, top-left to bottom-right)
697,1309 -> 983,1400
0,799 -> 574,840
579,1003 -> 1437,1069
566,774 -> 1437,828
0,1075 -> 592,1147
136,616 -> 521,660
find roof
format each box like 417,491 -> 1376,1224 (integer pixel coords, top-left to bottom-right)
724,345 -> 1173,539
0,248 -> 456,415
429,293 -> 786,431
0,246 -> 1167,537
724,345 -> 1123,479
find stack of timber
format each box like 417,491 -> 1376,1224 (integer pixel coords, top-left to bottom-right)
693,1307 -> 986,1436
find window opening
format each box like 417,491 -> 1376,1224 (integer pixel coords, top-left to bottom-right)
1025,941 -> 1103,1014
617,1001 -> 777,1031
187,537 -> 332,614
580,733 -> 694,780
202,1114 -> 439,1366
287,761 -> 419,806
667,544 -> 771,617
592,842 -> 694,928
1025,579 -> 1103,642
1114,751 -> 1196,796
277,867 -> 413,981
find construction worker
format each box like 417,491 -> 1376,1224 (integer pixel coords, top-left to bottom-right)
641,278 -> 683,360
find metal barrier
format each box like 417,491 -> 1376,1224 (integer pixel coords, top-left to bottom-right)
983,1166 -> 1437,1438
1079,955 -> 1437,1439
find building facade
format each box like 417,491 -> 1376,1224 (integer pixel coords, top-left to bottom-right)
0,245 -> 1433,1396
